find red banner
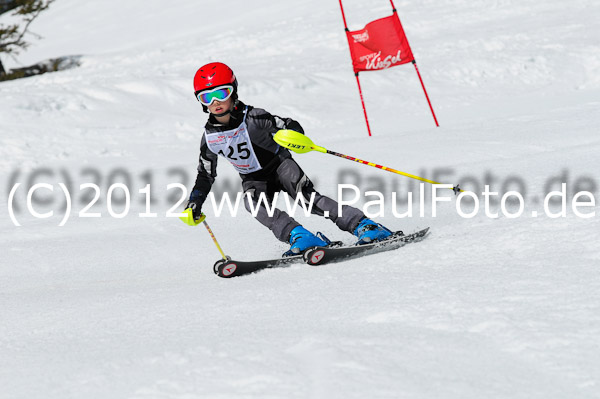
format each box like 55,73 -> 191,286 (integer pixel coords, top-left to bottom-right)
345,14 -> 414,73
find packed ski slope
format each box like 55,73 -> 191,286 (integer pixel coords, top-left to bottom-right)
1,0 -> 599,398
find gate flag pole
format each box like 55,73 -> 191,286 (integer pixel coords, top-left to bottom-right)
354,72 -> 373,137
389,0 -> 439,127
412,60 -> 439,126
339,0 -> 373,136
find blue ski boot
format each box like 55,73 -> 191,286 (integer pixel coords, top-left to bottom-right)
284,226 -> 328,256
353,218 -> 393,244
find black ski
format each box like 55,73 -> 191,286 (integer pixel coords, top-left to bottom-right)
303,227 -> 430,266
213,241 -> 343,278
213,228 -> 429,278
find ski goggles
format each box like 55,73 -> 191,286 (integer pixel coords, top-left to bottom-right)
195,85 -> 234,106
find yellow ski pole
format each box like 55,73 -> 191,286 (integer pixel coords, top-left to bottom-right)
180,210 -> 228,260
201,217 -> 228,260
274,129 -> 463,194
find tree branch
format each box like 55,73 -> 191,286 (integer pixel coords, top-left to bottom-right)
0,0 -> 54,55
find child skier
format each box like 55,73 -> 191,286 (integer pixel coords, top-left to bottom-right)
183,62 -> 394,255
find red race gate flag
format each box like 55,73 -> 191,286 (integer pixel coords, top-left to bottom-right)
339,0 -> 439,135
346,14 -> 414,73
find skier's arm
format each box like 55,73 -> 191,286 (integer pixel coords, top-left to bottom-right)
251,106 -> 305,135
186,137 -> 218,218
247,107 -> 305,158
272,114 -> 304,134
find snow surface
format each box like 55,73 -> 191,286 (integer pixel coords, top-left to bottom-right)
1,0 -> 599,398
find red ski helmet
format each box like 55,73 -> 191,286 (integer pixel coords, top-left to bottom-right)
194,62 -> 237,93
193,62 -> 238,113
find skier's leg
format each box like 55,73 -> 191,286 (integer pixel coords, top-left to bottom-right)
317,190 -> 393,243
242,176 -> 328,254
241,178 -> 299,242
276,159 -> 365,234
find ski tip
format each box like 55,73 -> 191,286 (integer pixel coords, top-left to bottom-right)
417,227 -> 430,237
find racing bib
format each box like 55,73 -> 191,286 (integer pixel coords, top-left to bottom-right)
205,107 -> 262,174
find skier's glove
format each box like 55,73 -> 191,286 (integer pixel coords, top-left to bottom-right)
187,189 -> 206,216
180,189 -> 206,226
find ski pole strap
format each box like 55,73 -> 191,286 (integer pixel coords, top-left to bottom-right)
327,150 -> 463,193
202,219 -> 228,260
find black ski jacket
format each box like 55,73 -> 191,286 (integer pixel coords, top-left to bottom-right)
191,100 -> 304,199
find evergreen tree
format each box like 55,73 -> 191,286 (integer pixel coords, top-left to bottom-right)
0,0 -> 54,77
